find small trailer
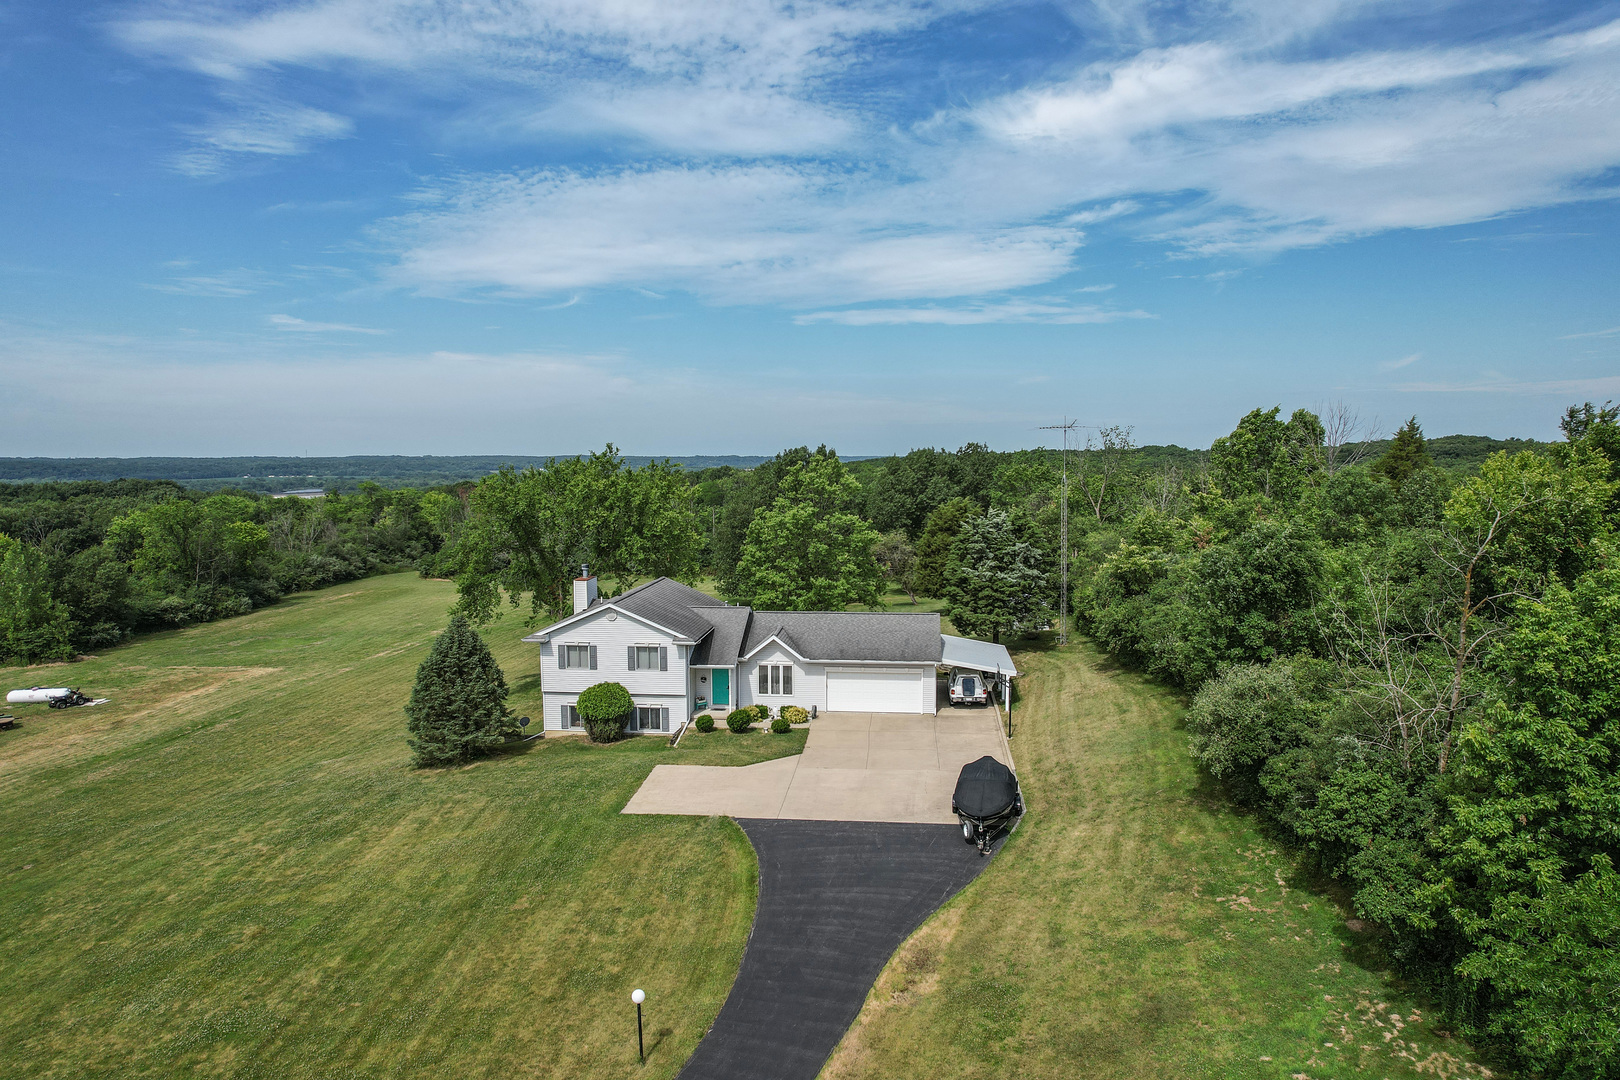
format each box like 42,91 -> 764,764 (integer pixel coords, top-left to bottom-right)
6,687 -> 100,709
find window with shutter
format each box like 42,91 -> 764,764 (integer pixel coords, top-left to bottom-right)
563,644 -> 592,669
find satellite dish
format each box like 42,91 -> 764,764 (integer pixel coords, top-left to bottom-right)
519,716 -> 530,728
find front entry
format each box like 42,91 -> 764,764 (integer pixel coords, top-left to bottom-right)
711,668 -> 730,706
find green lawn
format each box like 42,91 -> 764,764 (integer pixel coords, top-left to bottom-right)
0,573 -> 803,1079
822,640 -> 1503,1080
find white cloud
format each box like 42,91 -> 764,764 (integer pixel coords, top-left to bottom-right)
144,268 -> 276,296
967,19 -> 1620,253
175,100 -> 353,176
269,314 -> 386,334
793,298 -> 1153,325
1379,352 -> 1421,371
1560,326 -> 1620,340
384,165 -> 1085,305
111,2 -> 1620,306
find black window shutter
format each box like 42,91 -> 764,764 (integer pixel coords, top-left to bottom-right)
660,647 -> 668,671
589,645 -> 597,670
627,645 -> 637,670
558,645 -> 568,670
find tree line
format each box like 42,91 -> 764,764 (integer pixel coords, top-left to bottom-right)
0,480 -> 447,662
1073,403 -> 1620,1078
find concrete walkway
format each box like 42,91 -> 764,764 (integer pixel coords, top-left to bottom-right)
675,819 -> 991,1080
622,708 -> 1009,824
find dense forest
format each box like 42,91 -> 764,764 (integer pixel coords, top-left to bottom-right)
4,410 -> 1612,1076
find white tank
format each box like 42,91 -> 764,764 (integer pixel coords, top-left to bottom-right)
6,687 -> 72,704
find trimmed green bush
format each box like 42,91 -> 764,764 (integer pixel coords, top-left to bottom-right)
781,705 -> 809,725
577,681 -> 633,743
405,615 -> 515,767
770,715 -> 791,734
725,710 -> 755,734
693,714 -> 715,733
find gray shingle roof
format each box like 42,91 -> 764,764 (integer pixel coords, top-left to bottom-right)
743,610 -> 942,663
611,577 -> 731,642
689,606 -> 751,666
526,578 -> 943,666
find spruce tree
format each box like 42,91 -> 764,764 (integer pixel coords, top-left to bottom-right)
405,615 -> 514,767
943,509 -> 1050,643
1373,416 -> 1431,489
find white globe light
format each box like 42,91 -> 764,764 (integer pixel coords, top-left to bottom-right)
631,989 -> 645,1004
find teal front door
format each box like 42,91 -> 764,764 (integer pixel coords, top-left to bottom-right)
711,668 -> 730,706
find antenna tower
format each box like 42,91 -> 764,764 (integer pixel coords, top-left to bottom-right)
1038,417 -> 1080,645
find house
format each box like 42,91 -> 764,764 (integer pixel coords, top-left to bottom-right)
522,570 -> 1015,733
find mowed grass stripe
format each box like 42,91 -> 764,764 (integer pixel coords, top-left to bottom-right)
823,641 -> 1499,1080
0,573 -> 802,1079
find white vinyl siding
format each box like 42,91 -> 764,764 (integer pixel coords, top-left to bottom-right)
535,606 -> 691,730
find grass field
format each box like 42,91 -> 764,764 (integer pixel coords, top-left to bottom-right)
822,640 -> 1503,1080
0,573 -> 804,1080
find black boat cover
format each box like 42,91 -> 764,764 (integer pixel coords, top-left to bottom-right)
953,755 -> 1018,819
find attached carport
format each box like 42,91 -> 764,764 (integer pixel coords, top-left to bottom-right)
940,634 -> 1018,701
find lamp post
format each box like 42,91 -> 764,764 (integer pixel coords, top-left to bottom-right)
631,989 -> 645,1064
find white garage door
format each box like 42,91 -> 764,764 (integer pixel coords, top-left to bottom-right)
826,669 -> 926,713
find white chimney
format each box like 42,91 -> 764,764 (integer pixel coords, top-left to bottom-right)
573,565 -> 598,614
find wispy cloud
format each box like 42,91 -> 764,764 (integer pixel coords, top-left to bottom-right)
174,100 -> 353,176
794,298 -> 1153,325
269,314 -> 386,334
1560,326 -> 1620,340
1380,352 -> 1422,371
109,2 -> 1620,308
384,165 -> 1086,306
144,268 -> 275,296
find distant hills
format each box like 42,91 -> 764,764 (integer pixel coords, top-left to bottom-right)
0,434 -> 1553,493
0,455 -> 776,493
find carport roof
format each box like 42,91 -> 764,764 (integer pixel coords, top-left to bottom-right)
940,634 -> 1018,677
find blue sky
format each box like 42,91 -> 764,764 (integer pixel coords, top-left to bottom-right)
2,0 -> 1617,457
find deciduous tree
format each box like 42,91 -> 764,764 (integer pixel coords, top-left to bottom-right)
731,456 -> 883,610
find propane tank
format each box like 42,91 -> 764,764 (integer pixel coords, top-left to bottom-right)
6,687 -> 73,705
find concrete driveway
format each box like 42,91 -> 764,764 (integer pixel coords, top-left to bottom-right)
622,707 -> 1011,824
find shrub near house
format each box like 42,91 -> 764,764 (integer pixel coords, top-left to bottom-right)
577,681 -> 634,743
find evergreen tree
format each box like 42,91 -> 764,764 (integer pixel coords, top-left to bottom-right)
405,615 -> 515,766
1373,416 -> 1432,489
913,497 -> 980,598
943,509 -> 1050,643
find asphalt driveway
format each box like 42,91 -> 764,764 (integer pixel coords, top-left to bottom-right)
675,819 -> 991,1080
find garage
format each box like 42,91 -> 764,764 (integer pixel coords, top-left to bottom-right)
826,668 -> 929,713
